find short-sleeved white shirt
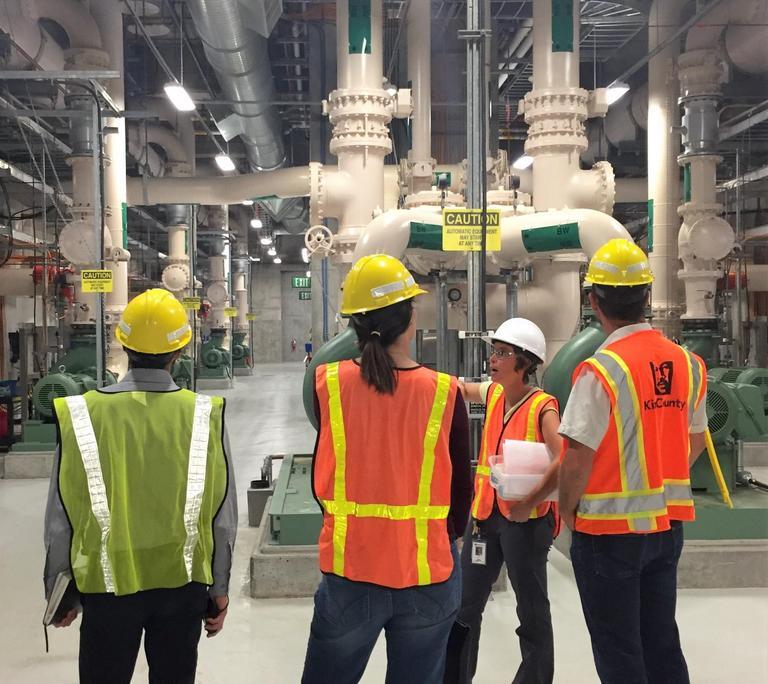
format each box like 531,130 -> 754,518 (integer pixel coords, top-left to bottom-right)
558,323 -> 708,451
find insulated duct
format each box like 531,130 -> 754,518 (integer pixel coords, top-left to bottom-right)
186,0 -> 285,171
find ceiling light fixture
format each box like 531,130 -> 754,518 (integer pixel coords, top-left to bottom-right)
606,81 -> 630,106
163,83 -> 196,112
242,199 -> 254,206
260,236 -> 272,245
273,257 -> 282,264
214,154 -> 236,172
512,154 -> 533,170
250,218 -> 263,229
267,246 -> 277,256
306,270 -> 311,278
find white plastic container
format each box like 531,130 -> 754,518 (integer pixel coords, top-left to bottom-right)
489,454 -> 558,502
502,439 -> 551,474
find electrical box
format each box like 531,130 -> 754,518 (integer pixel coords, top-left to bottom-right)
268,454 -> 323,546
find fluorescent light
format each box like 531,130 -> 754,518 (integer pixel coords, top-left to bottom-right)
260,236 -> 272,245
306,270 -> 311,278
512,154 -> 533,170
301,247 -> 309,263
267,247 -> 276,256
163,83 -> 196,112
215,154 -> 236,172
273,257 -> 282,264
606,81 -> 630,106
158,252 -> 167,258
242,199 -> 254,206
250,218 -> 263,229
250,256 -> 261,262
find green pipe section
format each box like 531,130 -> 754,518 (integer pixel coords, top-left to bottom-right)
408,222 -> 443,251
302,326 -> 360,429
552,0 -> 574,52
348,0 -> 372,54
521,223 -> 580,253
541,321 -> 606,411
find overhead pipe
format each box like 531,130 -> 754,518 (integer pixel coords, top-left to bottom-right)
31,0 -> 103,51
407,0 -> 433,195
0,1 -> 65,71
126,126 -> 166,177
186,0 -> 285,171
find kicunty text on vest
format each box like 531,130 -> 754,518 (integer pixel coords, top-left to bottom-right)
643,398 -> 686,411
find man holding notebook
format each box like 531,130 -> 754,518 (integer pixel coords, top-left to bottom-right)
43,289 -> 237,683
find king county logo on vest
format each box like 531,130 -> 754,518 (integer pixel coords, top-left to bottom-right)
650,361 -> 674,395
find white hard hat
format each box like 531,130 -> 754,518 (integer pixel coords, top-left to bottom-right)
483,318 -> 547,363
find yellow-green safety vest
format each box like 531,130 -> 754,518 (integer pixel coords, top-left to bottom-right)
55,389 -> 227,595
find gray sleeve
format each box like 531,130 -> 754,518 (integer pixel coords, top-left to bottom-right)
210,425 -> 238,597
558,369 -> 611,452
43,447 -> 72,599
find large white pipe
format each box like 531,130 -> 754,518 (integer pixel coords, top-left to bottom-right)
647,0 -> 687,335
407,0 -> 432,191
32,0 -> 103,51
129,123 -> 191,170
0,2 -> 65,70
126,126 -> 165,177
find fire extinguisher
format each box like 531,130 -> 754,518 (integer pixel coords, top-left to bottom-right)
291,337 -> 297,353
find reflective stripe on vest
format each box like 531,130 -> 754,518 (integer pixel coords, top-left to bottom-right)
578,350 -> 697,528
65,392 -> 215,589
321,362 -> 452,585
471,384 -> 505,516
183,394 -> 213,581
65,395 -> 116,593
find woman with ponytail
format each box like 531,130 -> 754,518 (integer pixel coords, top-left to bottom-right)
302,254 -> 472,684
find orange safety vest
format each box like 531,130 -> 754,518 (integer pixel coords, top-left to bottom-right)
314,360 -> 458,588
572,330 -> 707,535
472,384 -> 558,521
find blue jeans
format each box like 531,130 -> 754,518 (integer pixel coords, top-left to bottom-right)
570,522 -> 689,684
302,544 -> 461,684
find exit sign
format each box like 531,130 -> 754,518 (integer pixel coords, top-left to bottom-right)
292,276 -> 311,288
299,291 -> 311,301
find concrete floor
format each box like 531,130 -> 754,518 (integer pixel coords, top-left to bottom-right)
1,362 -> 767,683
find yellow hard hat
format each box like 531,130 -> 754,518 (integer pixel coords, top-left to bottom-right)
115,288 -> 191,354
341,254 -> 427,315
585,238 -> 654,287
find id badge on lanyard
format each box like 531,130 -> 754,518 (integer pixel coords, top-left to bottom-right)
471,522 -> 487,565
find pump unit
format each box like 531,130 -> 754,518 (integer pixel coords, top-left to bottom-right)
231,331 -> 252,375
197,328 -> 231,380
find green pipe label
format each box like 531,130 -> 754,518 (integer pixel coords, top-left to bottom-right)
121,202 -> 128,249
552,0 -> 574,52
521,222 -> 580,252
349,0 -> 372,54
647,199 -> 654,253
683,164 -> 691,203
408,222 -> 443,251
433,171 -> 452,187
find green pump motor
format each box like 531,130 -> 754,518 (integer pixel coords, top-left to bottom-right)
231,331 -> 251,369
201,328 -> 229,370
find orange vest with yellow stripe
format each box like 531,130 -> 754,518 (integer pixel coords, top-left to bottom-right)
572,330 -> 707,535
472,384 -> 558,521
314,360 -> 458,588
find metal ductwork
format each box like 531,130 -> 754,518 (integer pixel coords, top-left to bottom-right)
186,0 -> 285,171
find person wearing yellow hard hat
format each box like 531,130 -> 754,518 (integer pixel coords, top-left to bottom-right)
302,254 -> 472,684
557,239 -> 708,683
44,288 -> 237,683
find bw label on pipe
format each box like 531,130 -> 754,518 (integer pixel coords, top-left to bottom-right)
80,269 -> 113,293
224,308 -> 238,318
442,209 -> 501,251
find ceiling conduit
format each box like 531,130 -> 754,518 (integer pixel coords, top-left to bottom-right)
186,0 -> 285,172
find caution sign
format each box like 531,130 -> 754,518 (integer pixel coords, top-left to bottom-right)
182,297 -> 201,310
81,269 -> 113,293
246,313 -> 257,321
224,307 -> 238,318
442,209 -> 501,251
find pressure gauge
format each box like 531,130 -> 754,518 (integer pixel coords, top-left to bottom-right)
448,288 -> 462,303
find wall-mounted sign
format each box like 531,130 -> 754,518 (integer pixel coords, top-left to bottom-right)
80,269 -> 113,293
299,291 -> 311,301
292,276 -> 311,288
224,307 -> 238,317
246,313 -> 257,321
442,209 -> 501,251
182,297 -> 201,310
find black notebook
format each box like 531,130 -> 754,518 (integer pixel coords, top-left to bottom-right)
43,571 -> 80,652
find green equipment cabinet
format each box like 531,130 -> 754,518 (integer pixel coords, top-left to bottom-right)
268,454 -> 323,546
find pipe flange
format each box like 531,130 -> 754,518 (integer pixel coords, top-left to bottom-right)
678,49 -> 726,99
309,162 -> 325,225
64,48 -> 110,71
162,263 -> 190,293
522,88 -> 589,120
403,190 -> 464,208
594,161 -> 615,214
677,202 -> 724,220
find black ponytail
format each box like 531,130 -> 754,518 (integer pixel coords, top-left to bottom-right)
350,299 -> 414,394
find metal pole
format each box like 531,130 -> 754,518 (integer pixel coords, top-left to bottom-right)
505,270 -> 518,319
189,204 -> 197,391
92,97 -> 105,388
734,150 -> 743,364
436,271 -> 448,372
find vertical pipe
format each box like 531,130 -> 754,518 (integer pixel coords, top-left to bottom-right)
189,205 -> 197,391
647,0 -> 686,337
436,271 -> 448,372
408,0 -> 432,175
465,0 -> 488,401
734,150 -> 743,364
92,98 -> 105,388
506,271 -> 518,319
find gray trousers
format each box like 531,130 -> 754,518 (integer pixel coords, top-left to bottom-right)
445,506 -> 555,684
